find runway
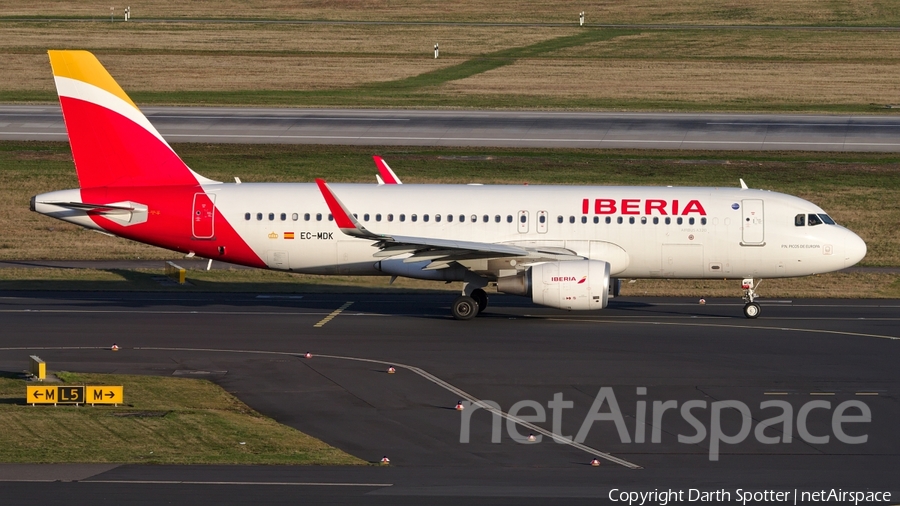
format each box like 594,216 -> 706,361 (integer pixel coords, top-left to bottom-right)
0,291 -> 897,504
3,105 -> 900,151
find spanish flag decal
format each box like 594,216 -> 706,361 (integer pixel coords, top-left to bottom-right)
284,232 -> 295,239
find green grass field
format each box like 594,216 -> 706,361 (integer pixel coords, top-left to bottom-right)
2,18 -> 899,111
3,1 -> 900,26
0,372 -> 364,464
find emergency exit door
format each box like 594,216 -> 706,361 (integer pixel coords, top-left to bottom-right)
741,199 -> 764,244
192,193 -> 216,239
517,210 -> 529,233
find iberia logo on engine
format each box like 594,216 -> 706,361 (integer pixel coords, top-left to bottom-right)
552,276 -> 588,283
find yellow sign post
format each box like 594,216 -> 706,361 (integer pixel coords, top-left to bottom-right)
27,385 -> 84,405
26,385 -> 122,406
26,385 -> 59,405
86,386 -> 124,405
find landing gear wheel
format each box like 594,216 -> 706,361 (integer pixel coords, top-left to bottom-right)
743,302 -> 761,319
452,296 -> 478,320
470,289 -> 488,314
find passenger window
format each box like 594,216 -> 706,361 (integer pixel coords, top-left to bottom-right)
539,215 -> 546,224
665,217 -> 671,225
244,213 -> 251,221
795,214 -> 805,226
807,214 -> 822,226
328,214 -> 333,221
257,213 -> 263,221
280,213 -> 286,221
460,215 -> 466,223
557,216 -> 564,224
495,215 -> 501,223
520,215 -> 527,223
400,214 -> 406,222
483,215 -> 489,223
677,217 -> 683,225
819,214 -> 836,225
304,213 -> 310,221
629,217 -> 635,224
593,216 -> 599,224
292,213 -> 298,221
605,217 -> 611,224
641,217 -> 647,224
364,214 -> 370,222
653,217 -> 659,225
700,217 -> 707,225
268,213 -> 275,221
508,215 -> 514,223
376,214 -> 382,222
569,216 -> 575,224
411,214 -> 417,222
617,217 -> 623,224
689,217 -> 695,225
581,216 -> 587,224
423,214 -> 429,222
387,214 -> 394,222
447,214 -> 453,223
435,214 -> 441,222
471,215 -> 477,223
316,213 -> 322,221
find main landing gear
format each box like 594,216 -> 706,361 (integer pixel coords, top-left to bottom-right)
742,278 -> 761,319
452,285 -> 489,321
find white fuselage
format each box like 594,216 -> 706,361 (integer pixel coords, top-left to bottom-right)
201,183 -> 865,279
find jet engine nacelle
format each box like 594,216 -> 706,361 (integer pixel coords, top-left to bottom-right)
497,260 -> 610,310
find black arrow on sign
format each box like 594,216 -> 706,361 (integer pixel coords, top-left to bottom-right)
33,391 -> 43,399
106,391 -> 114,398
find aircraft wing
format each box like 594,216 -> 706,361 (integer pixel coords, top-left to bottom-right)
316,179 -> 531,267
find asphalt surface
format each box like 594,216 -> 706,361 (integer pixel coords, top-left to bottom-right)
0,291 -> 897,505
4,105 -> 900,151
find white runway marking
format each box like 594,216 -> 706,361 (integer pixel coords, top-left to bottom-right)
707,122 -> 900,127
10,131 -> 900,148
544,318 -> 900,341
155,133 -> 900,148
153,116 -> 410,122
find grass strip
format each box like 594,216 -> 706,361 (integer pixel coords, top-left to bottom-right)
0,372 -> 364,464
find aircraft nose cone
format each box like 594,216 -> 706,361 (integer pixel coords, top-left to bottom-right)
844,230 -> 867,268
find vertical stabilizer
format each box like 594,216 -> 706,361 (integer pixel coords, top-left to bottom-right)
48,50 -> 216,188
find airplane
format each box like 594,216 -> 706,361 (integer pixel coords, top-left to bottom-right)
31,51 -> 867,320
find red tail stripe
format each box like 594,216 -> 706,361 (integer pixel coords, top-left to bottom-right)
59,97 -> 197,188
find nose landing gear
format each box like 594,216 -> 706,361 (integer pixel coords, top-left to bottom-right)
742,278 -> 761,319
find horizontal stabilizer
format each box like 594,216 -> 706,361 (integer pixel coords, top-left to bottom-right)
50,201 -> 135,212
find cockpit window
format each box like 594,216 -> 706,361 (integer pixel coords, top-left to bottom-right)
807,214 -> 823,226
819,214 -> 836,225
795,214 -> 805,226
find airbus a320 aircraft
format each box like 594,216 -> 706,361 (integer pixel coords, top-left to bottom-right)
32,51 -> 867,320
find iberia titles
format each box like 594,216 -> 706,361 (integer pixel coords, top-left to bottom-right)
581,199 -> 707,215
